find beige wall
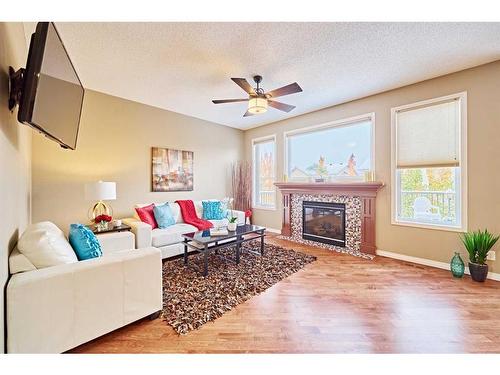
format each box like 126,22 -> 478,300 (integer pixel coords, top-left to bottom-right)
244,61 -> 500,273
0,23 -> 31,353
32,89 -> 244,231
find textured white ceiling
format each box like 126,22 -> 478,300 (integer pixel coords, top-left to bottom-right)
24,22 -> 500,129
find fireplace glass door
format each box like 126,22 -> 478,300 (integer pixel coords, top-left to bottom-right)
302,201 -> 346,246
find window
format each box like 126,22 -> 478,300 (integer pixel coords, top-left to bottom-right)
391,93 -> 467,231
252,136 -> 276,209
285,114 -> 374,182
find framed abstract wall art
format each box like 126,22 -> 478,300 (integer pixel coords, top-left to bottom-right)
151,147 -> 194,192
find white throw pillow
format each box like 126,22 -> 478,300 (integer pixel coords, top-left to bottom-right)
17,221 -> 78,269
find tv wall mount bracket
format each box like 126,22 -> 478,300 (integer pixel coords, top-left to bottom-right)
8,66 -> 26,112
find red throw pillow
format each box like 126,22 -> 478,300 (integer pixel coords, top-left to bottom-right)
135,204 -> 158,229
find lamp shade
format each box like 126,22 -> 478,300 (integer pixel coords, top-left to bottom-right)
84,181 -> 116,201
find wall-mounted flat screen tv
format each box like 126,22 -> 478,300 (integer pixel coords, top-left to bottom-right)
18,22 -> 84,150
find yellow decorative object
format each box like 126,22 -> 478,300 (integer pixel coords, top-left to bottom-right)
364,171 -> 375,182
84,181 -> 116,221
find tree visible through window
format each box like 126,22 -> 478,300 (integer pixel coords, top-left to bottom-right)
286,118 -> 373,182
398,167 -> 459,224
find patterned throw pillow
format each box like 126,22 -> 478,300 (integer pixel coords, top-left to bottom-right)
202,200 -> 224,220
154,203 -> 176,229
69,223 -> 102,261
135,204 -> 158,229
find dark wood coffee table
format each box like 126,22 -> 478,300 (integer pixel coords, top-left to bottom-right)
182,224 -> 266,276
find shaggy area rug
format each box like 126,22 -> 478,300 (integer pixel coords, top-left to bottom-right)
161,241 -> 316,334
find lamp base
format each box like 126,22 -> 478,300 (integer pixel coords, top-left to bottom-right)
88,201 -> 113,221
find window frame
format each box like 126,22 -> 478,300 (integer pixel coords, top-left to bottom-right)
391,92 -> 468,232
283,112 -> 376,182
252,134 -> 277,210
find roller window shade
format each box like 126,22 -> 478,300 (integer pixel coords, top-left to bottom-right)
396,100 -> 460,168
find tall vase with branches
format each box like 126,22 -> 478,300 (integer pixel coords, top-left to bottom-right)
231,161 -> 252,215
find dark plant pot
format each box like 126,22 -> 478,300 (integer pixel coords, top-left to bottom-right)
468,262 -> 488,282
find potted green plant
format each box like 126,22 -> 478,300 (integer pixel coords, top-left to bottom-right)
227,216 -> 238,231
227,198 -> 238,231
460,229 -> 499,282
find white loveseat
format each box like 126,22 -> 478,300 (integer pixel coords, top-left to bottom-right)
7,229 -> 163,353
123,200 -> 246,259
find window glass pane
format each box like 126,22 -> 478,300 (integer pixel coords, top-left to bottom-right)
397,167 -> 460,227
287,120 -> 372,181
253,139 -> 275,207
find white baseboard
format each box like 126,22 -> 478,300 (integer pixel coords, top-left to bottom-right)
376,249 -> 500,281
265,227 -> 281,234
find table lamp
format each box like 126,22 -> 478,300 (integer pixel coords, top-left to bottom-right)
84,181 -> 116,220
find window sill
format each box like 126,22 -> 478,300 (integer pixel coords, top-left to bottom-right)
252,205 -> 277,211
391,219 -> 466,233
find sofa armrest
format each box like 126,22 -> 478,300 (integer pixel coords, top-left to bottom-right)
98,231 -> 135,255
122,217 -> 152,249
7,247 -> 162,353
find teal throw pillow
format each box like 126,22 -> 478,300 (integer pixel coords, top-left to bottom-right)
69,223 -> 102,260
154,203 -> 176,228
202,200 -> 224,220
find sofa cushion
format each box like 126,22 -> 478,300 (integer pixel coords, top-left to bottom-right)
202,200 -> 225,220
135,204 -> 158,229
151,224 -> 197,247
170,202 -> 182,223
69,224 -> 103,261
153,203 -> 176,229
132,204 -> 149,220
17,221 -> 78,269
97,231 -> 135,255
133,200 -> 228,226
193,200 -> 204,218
220,197 -> 231,217
9,248 -> 36,275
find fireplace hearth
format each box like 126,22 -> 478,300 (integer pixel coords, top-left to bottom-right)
302,201 -> 346,246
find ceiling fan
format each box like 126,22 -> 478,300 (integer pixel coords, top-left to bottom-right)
212,75 -> 303,117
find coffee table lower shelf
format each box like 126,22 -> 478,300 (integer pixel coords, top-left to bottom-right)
182,226 -> 266,276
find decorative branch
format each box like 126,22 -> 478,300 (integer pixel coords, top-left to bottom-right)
231,161 -> 252,212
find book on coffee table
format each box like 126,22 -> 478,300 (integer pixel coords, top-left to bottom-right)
209,227 -> 228,236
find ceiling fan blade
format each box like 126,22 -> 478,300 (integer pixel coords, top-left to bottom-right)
212,99 -> 248,104
266,82 -> 302,98
231,78 -> 256,95
268,100 -> 296,113
243,110 -> 254,117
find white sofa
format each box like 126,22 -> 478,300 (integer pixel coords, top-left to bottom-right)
123,200 -> 246,259
6,230 -> 163,353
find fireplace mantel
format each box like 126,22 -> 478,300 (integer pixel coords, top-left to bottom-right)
274,181 -> 384,255
274,181 -> 384,197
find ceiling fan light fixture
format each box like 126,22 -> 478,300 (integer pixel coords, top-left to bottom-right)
248,97 -> 268,114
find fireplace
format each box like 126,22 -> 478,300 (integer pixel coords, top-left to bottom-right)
275,182 -> 383,254
302,201 -> 346,247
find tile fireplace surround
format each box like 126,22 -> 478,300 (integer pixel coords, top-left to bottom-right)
274,182 -> 384,257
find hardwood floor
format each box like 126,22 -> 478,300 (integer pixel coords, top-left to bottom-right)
70,236 -> 500,353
